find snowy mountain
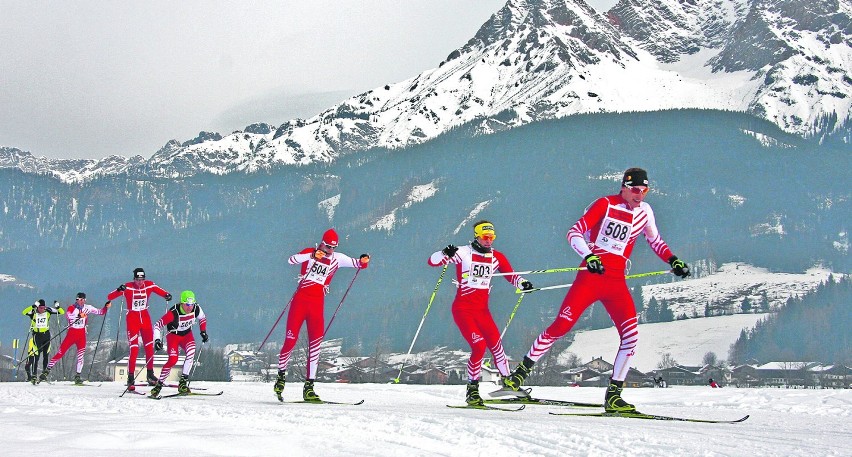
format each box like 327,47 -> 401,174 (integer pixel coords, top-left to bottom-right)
1,0 -> 849,183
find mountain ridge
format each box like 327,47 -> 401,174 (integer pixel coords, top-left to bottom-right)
1,0 -> 849,183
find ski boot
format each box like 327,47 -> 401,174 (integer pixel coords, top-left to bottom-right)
273,371 -> 286,401
498,356 -> 534,397
146,368 -> 158,386
178,375 -> 191,395
303,379 -> 321,402
465,380 -> 484,406
150,381 -> 164,398
126,373 -> 136,391
38,368 -> 50,383
73,374 -> 84,386
604,379 -> 636,413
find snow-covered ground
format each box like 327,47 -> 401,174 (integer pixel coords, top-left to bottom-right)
1,381 -> 848,456
560,314 -> 769,371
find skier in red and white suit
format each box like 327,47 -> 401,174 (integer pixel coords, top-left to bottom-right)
428,220 -> 533,406
273,229 -> 370,402
502,168 -> 691,413
106,267 -> 171,389
43,292 -> 110,384
149,290 -> 207,397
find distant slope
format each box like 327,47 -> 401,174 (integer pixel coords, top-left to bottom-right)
559,313 -> 769,372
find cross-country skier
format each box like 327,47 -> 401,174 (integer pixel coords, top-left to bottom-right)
39,292 -> 110,384
149,290 -> 208,397
107,267 -> 172,390
501,168 -> 691,413
427,220 -> 533,406
22,299 -> 64,383
274,229 -> 370,402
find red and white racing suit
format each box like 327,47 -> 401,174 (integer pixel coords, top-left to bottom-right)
278,248 -> 368,379
153,304 -> 207,381
107,280 -> 170,374
525,194 -> 674,382
47,303 -> 107,373
428,244 -> 527,382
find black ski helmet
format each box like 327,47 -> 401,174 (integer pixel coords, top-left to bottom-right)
133,267 -> 145,280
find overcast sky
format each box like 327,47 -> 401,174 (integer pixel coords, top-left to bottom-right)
1,1 -> 618,160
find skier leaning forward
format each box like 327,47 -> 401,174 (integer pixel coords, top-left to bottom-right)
149,290 -> 208,398
500,167 -> 691,413
428,220 -> 533,406
274,229 -> 370,402
40,292 -> 111,384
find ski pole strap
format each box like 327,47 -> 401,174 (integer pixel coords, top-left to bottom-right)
463,267 -> 581,278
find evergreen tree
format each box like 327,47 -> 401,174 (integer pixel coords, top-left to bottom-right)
659,299 -> 675,322
729,277 -> 852,364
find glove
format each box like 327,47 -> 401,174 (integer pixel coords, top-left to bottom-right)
442,244 -> 458,257
79,312 -> 87,319
164,293 -> 173,301
669,256 -> 691,278
584,254 -> 605,275
200,331 -> 209,343
154,339 -> 163,351
520,280 -> 534,291
104,300 -> 112,309
313,249 -> 326,260
117,284 -> 126,292
359,253 -> 371,264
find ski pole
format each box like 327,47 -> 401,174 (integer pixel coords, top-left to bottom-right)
393,264 -> 448,383
110,300 -> 124,369
14,331 -> 34,373
119,351 -> 156,397
324,268 -> 361,334
625,269 -> 672,279
516,283 -> 573,294
464,267 -> 582,278
258,270 -> 314,352
186,340 -> 205,389
500,292 -> 525,339
517,269 -> 676,294
86,302 -> 111,381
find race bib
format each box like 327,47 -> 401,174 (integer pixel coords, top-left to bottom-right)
131,298 -> 148,311
305,260 -> 331,284
466,261 -> 494,289
70,310 -> 87,329
176,314 -> 195,332
34,314 -> 49,330
596,206 -> 633,256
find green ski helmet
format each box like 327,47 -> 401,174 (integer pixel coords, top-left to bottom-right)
180,290 -> 196,305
